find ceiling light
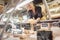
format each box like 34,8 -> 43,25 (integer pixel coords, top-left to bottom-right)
6,8 -> 14,13
16,7 -> 23,10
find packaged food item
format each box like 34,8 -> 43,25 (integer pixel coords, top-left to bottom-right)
37,31 -> 53,40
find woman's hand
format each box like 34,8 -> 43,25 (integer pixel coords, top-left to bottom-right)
36,18 -> 40,22
27,19 -> 37,24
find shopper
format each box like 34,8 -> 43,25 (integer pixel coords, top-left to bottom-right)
27,2 -> 43,23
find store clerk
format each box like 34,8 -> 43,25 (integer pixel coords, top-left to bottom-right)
27,2 -> 43,23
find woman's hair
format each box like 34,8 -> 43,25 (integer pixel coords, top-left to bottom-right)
33,0 -> 43,5
28,2 -> 37,9
29,2 -> 35,7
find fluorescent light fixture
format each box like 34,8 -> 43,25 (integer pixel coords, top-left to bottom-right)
6,8 -> 14,13
16,7 -> 23,10
16,0 -> 33,9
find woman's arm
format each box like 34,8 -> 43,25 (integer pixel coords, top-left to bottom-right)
35,18 -> 40,23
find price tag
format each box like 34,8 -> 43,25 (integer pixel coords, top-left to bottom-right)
41,23 -> 48,27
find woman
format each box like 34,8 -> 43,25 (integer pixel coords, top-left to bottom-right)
27,2 -> 43,23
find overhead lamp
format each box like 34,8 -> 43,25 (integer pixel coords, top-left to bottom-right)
6,8 -> 14,13
16,7 -> 23,10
